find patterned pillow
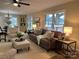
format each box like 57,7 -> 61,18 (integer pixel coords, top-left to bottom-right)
58,33 -> 65,40
50,32 -> 54,38
44,31 -> 52,39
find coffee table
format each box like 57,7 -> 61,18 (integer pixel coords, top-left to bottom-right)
12,38 -> 30,52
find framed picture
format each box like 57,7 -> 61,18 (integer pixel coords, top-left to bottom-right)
35,17 -> 40,23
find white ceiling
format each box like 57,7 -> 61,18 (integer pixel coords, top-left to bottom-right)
0,0 -> 74,15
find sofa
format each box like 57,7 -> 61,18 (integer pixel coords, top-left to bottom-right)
29,30 -> 65,51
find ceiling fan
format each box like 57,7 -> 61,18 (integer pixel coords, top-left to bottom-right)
13,0 -> 30,7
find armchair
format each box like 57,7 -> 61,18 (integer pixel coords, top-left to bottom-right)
0,49 -> 16,59
0,42 -> 16,59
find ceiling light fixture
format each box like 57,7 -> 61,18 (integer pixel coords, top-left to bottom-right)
13,0 -> 30,7
13,3 -> 18,6
16,0 -> 19,2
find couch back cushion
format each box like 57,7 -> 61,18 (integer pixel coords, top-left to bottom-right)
54,31 -> 61,38
53,31 -> 65,40
53,31 -> 62,38
41,29 -> 47,35
34,29 -> 42,35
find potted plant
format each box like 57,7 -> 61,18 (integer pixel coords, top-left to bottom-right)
16,32 -> 23,38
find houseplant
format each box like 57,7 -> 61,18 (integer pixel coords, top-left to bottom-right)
15,32 -> 24,42
16,32 -> 23,38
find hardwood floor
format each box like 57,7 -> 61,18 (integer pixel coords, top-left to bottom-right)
15,39 -> 79,59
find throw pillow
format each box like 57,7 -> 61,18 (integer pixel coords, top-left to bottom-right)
50,32 -> 54,39
58,34 -> 62,40
44,31 -> 52,39
58,33 -> 65,40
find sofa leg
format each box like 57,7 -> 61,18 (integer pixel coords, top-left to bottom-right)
47,49 -> 50,52
17,49 -> 19,53
28,47 -> 30,51
17,49 -> 22,53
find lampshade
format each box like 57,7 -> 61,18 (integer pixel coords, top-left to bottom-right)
33,24 -> 36,29
64,27 -> 72,36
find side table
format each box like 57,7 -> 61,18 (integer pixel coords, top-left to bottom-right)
55,39 -> 76,58
61,40 -> 76,58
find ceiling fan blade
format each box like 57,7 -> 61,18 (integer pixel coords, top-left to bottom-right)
19,2 -> 30,6
13,0 -> 17,3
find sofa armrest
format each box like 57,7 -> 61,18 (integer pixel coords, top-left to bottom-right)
40,38 -> 52,50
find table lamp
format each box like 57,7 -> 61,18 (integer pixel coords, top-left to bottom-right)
33,24 -> 36,29
64,27 -> 72,40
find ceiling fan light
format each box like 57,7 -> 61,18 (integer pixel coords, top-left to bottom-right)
16,0 -> 19,2
13,3 -> 18,6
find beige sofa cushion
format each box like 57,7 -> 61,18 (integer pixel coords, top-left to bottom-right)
0,42 -> 12,52
34,29 -> 42,35
0,49 -> 16,59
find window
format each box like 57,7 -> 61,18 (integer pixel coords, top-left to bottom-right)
45,11 -> 65,32
27,16 -> 33,30
54,12 -> 64,25
54,12 -> 64,32
45,14 -> 54,30
9,16 -> 17,28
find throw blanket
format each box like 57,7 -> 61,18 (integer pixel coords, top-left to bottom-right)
37,35 -> 45,45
